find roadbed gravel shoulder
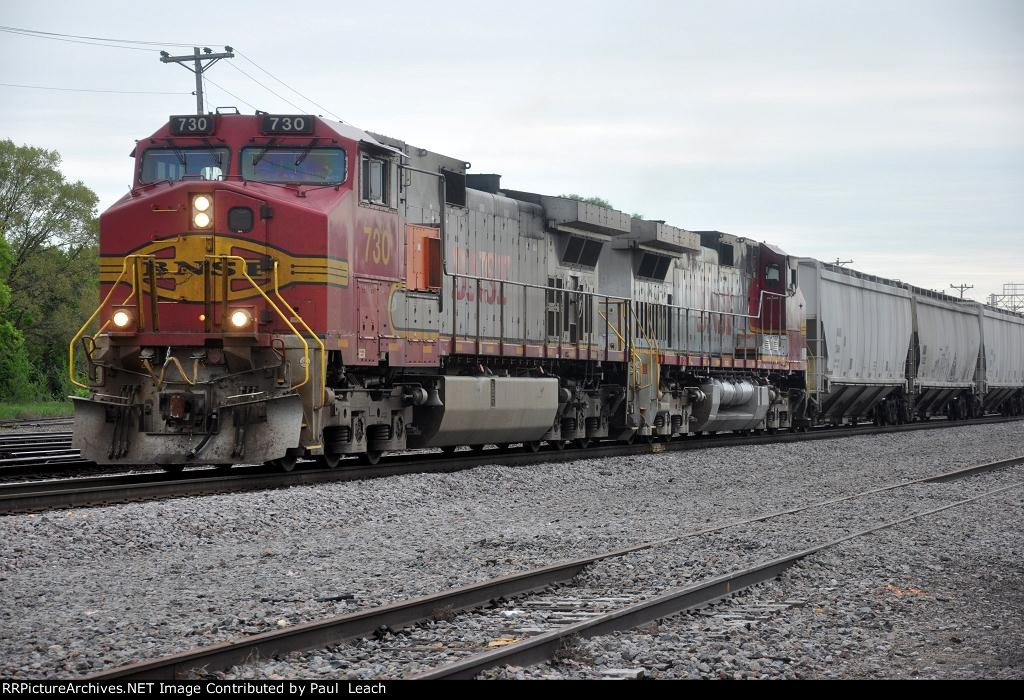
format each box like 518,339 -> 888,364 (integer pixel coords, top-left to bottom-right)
0,421 -> 1021,678
485,485 -> 1024,680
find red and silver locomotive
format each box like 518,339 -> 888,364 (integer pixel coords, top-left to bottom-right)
72,112 -> 806,469
72,112 -> 1022,469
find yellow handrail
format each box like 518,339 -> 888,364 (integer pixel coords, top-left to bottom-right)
598,309 -> 627,352
629,305 -> 660,391
273,260 -> 326,407
72,254 -> 316,398
210,255 -> 310,392
68,254 -> 151,390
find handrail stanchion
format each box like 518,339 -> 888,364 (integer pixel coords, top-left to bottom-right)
209,254 -> 310,392
272,260 -> 326,407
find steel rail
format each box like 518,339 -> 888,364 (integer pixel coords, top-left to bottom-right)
86,455 -> 1023,680
0,418 -> 73,428
413,481 -> 1024,679
0,431 -> 73,440
1,416 -> 1020,515
88,559 -> 595,681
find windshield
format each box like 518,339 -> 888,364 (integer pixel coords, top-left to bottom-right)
241,147 -> 347,185
139,147 -> 229,184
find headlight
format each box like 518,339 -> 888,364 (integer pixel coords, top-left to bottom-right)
229,309 -> 252,328
112,310 -> 132,328
192,194 -> 213,229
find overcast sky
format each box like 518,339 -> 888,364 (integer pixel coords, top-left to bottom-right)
2,0 -> 1022,301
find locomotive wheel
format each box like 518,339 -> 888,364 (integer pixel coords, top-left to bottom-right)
359,450 -> 383,466
272,455 -> 297,472
523,441 -> 541,453
317,453 -> 341,469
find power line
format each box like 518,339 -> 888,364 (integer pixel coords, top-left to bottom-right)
0,26 -> 157,51
225,61 -> 308,113
2,24 -> 339,120
0,81 -> 191,95
235,50 -> 343,121
203,75 -> 260,111
0,24 -> 213,47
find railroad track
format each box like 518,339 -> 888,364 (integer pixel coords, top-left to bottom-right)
1,415 -> 1020,515
88,453 -> 1024,680
0,417 -> 73,429
0,431 -> 94,475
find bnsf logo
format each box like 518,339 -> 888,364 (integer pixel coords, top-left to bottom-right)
151,259 -> 266,277
99,234 -> 350,301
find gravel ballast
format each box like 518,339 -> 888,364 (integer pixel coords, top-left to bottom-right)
223,468 -> 1024,679
484,481 -> 1024,680
0,421 -> 1021,678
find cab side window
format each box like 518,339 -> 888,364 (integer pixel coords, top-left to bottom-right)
361,154 -> 389,205
764,263 -> 782,287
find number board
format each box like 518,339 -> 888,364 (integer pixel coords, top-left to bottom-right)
169,115 -> 216,135
261,114 -> 315,135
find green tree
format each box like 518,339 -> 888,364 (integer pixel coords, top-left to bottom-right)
561,193 -> 614,209
0,140 -> 99,400
0,236 -> 35,401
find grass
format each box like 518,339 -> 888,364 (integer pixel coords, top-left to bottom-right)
0,401 -> 74,421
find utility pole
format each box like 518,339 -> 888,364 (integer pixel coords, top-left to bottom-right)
160,46 -> 234,115
949,283 -> 974,299
831,258 -> 853,267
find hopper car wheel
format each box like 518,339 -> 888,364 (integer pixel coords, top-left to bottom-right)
317,454 -> 341,469
360,450 -> 383,466
621,432 -> 637,445
575,438 -> 590,449
552,440 -> 567,450
440,445 -> 458,455
470,444 -> 486,452
496,443 -> 510,451
162,465 -> 185,474
524,441 -> 541,453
